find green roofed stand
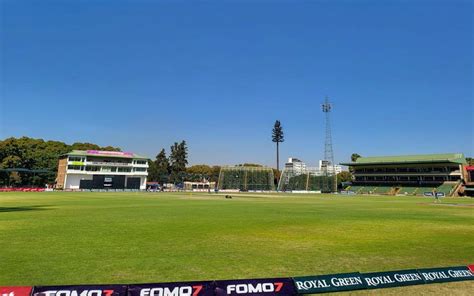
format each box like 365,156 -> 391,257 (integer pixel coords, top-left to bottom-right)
340,153 -> 467,166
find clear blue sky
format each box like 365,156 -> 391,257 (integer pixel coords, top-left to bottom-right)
1,0 -> 473,167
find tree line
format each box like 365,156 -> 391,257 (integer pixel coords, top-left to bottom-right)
0,137 -> 120,186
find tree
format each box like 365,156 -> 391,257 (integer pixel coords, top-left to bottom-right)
466,157 -> 473,166
147,160 -> 158,182
351,153 -> 361,162
169,141 -> 188,183
337,171 -> 353,187
155,149 -> 170,184
349,153 -> 361,173
272,120 -> 284,173
187,165 -> 213,181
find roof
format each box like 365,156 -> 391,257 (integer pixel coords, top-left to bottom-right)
340,153 -> 467,166
63,150 -> 148,159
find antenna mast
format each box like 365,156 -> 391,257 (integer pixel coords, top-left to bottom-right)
322,96 -> 336,193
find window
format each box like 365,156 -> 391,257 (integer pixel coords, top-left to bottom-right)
134,167 -> 147,172
68,165 -> 83,170
118,167 -> 131,172
85,166 -> 100,172
69,156 -> 84,162
135,160 -> 147,165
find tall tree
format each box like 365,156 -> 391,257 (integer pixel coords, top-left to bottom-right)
169,141 -> 188,183
155,149 -> 170,184
349,153 -> 361,173
351,153 -> 361,162
272,120 -> 284,172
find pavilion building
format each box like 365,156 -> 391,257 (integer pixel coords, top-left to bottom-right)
56,150 -> 148,190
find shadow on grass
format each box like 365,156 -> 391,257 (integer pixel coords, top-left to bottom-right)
0,205 -> 53,213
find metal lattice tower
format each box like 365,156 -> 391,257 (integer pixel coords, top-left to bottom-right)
322,96 -> 336,193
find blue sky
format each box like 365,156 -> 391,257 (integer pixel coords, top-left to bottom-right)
1,0 -> 473,167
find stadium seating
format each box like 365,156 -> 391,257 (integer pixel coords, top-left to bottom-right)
347,186 -> 364,193
374,186 -> 393,194
365,187 -> 378,194
397,187 -> 419,195
417,187 -> 436,195
436,182 -> 457,196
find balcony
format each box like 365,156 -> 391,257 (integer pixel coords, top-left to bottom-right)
85,161 -> 133,167
354,171 -> 457,176
66,169 -> 147,176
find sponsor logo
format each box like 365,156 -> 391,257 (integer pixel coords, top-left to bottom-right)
418,266 -> 474,283
128,282 -> 213,296
139,286 -> 202,296
295,277 -> 362,290
33,286 -> 126,296
87,150 -> 133,157
294,273 -> 366,294
36,290 -> 114,296
226,282 -> 283,294
214,278 -> 295,296
362,270 -> 424,289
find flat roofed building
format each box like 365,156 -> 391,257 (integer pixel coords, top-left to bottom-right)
340,153 -> 466,196
56,150 -> 148,190
285,157 -> 307,175
318,160 -> 343,175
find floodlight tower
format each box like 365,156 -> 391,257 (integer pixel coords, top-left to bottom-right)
322,96 -> 336,193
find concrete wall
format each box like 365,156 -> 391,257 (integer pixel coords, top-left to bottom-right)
64,174 -> 93,189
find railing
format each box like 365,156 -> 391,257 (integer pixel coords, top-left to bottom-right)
66,169 -> 147,175
85,161 -> 133,166
355,171 -> 457,175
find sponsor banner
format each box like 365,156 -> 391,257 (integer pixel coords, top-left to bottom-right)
32,285 -> 127,296
214,278 -> 296,296
417,266 -> 474,284
362,269 -> 424,289
1,286 -> 33,296
293,272 -> 366,294
468,264 -> 474,273
128,281 -> 214,296
87,150 -> 133,157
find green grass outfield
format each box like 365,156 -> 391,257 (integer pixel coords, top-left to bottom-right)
1,192 -> 473,294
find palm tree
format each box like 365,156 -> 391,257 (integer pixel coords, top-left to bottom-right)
350,153 -> 361,173
351,153 -> 361,162
272,120 -> 284,173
